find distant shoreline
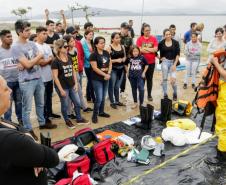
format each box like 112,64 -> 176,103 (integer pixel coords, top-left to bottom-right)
1,14 -> 226,22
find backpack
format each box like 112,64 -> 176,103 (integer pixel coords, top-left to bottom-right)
52,138 -> 73,152
67,155 -> 90,177
93,138 -> 115,165
74,128 -> 99,149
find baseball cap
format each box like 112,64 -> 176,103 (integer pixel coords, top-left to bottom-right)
121,22 -> 130,29
66,26 -> 76,34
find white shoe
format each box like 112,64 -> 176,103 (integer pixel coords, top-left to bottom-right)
121,92 -> 127,99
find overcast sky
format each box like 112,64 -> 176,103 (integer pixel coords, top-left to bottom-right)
0,0 -> 226,17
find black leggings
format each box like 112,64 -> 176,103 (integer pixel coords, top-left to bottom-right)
120,68 -> 127,93
145,63 -> 155,98
44,80 -> 53,118
85,67 -> 95,102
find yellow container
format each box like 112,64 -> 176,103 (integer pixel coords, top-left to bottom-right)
166,119 -> 196,131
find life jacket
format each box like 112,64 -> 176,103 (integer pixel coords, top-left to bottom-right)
193,49 -> 226,134
193,63 -> 219,112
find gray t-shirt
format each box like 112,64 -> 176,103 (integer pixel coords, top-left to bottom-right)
184,41 -> 202,62
36,42 -> 53,82
0,47 -> 19,82
11,41 -> 41,83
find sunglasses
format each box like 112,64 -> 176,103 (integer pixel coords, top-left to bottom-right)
61,45 -> 69,49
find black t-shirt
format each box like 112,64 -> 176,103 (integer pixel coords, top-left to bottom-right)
56,30 -> 65,39
51,58 -> 75,89
90,50 -> 110,81
45,33 -> 60,45
110,45 -> 125,69
120,34 -> 133,56
129,55 -> 148,78
158,39 -> 180,61
129,27 -> 135,38
0,127 -> 59,185
68,50 -> 78,72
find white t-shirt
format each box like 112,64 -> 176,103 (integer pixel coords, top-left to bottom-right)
36,42 -> 53,82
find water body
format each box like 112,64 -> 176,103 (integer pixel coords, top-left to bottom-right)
70,15 -> 226,41
3,15 -> 226,41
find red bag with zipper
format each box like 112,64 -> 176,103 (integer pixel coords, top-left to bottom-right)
93,138 -> 115,165
66,155 -> 90,177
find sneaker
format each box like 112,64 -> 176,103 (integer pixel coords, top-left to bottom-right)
68,114 -> 77,119
131,103 -> 138,109
192,84 -> 196,89
148,96 -> 153,101
39,122 -> 57,130
173,93 -> 177,101
29,130 -> 38,141
65,120 -> 76,129
99,112 -> 110,118
183,83 -> 187,89
77,118 -> 90,125
18,119 -> 23,126
92,116 -> 98,124
110,103 -> 117,109
116,102 -> 124,106
83,107 -> 93,112
49,113 -> 61,119
164,94 -> 168,99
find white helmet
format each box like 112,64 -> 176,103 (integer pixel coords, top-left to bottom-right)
141,135 -> 156,150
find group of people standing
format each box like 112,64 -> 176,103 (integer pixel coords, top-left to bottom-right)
1,9 -> 226,140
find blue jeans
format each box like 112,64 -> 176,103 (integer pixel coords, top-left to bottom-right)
67,73 -> 87,115
161,59 -> 177,96
55,87 -> 82,121
19,78 -> 45,131
79,72 -> 83,89
92,80 -> 109,117
184,61 -> 199,84
4,81 -> 22,122
129,77 -> 145,105
108,68 -> 124,104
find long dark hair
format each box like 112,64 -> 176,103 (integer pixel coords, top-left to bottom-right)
215,27 -> 224,35
84,30 -> 94,50
63,34 -> 73,44
140,23 -> 150,36
111,32 -> 120,44
93,36 -> 105,52
129,45 -> 141,58
163,28 -> 171,36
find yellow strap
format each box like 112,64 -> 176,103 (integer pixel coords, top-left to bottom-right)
122,133 -> 220,185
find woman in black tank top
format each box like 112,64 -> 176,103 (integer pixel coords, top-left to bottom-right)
107,32 -> 126,109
